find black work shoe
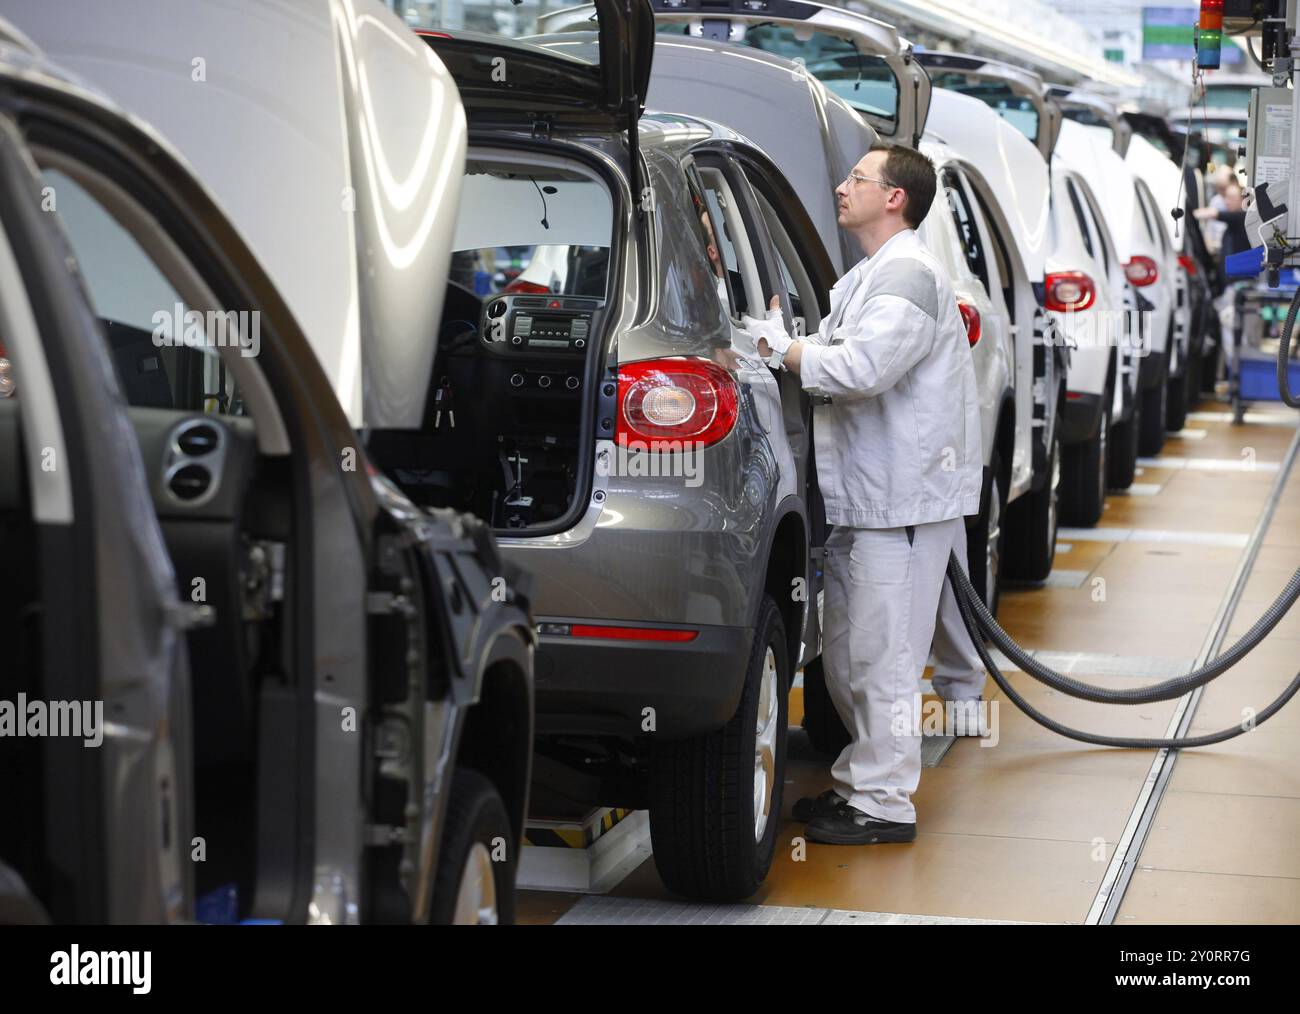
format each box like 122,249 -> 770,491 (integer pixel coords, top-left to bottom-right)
792,788 -> 846,822
806,804 -> 917,845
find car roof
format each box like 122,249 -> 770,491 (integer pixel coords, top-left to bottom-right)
5,0 -> 466,430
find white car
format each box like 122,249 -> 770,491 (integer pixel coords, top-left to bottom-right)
1048,138 -> 1136,524
1054,120 -> 1160,490
1126,132 -> 1199,440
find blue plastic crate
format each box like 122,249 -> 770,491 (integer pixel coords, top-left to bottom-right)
1239,355 -> 1300,401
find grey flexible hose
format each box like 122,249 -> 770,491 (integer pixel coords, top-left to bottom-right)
947,553 -> 1300,704
948,553 -> 1300,748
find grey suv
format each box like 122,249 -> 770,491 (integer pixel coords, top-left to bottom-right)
404,0 -> 843,898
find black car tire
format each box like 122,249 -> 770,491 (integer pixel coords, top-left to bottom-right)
1138,351 -> 1169,456
429,768 -> 516,925
1108,396 -> 1140,491
1167,357 -> 1190,433
1060,396 -> 1110,527
966,449 -> 1005,616
649,595 -> 788,901
1004,413 -> 1060,582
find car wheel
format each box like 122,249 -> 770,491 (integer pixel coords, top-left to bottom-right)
1060,397 -> 1109,527
800,655 -> 849,758
1108,400 -> 1140,490
429,769 -> 515,925
1166,360 -> 1190,432
1004,413 -> 1060,582
1138,352 -> 1168,456
966,450 -> 1005,615
648,594 -> 788,901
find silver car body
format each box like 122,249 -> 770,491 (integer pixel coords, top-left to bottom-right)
4,0 -> 535,925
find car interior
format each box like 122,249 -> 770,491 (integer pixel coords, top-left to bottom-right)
367,156 -> 615,534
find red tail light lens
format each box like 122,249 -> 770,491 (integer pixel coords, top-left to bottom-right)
957,301 -> 981,346
1124,255 -> 1159,287
617,357 -> 738,448
1178,254 -> 1198,276
1045,271 -> 1096,312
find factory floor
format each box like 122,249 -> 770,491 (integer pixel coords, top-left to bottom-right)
518,396 -> 1300,925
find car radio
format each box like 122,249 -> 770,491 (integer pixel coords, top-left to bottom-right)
511,311 -> 590,352
483,295 -> 598,355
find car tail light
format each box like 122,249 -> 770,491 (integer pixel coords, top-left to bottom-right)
617,357 -> 738,448
1124,256 -> 1159,287
0,341 -> 12,399
1045,271 -> 1096,312
957,301 -> 981,346
1178,254 -> 1198,276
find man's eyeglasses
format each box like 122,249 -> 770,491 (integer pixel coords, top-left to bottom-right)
844,171 -> 897,190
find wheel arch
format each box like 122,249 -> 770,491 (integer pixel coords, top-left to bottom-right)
454,628 -> 535,849
755,498 -> 808,683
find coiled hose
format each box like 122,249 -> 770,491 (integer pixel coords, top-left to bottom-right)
944,295 -> 1300,748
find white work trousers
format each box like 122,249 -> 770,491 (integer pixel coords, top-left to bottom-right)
821,518 -> 985,823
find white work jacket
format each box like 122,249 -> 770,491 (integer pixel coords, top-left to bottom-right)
796,228 -> 982,529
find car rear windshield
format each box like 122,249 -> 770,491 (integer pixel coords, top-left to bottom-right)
450,167 -> 613,298
928,74 -> 1040,145
655,23 -> 900,127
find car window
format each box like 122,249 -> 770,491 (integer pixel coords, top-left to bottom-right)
751,188 -> 823,332
41,168 -> 249,417
962,176 -> 1016,324
697,168 -> 763,320
449,168 -> 613,298
943,169 -> 989,295
687,24 -> 901,129
1080,186 -> 1113,276
928,74 -> 1041,145
1065,178 -> 1095,259
1139,185 -> 1169,254
1133,182 -> 1156,244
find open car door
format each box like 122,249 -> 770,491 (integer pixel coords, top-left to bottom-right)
537,0 -> 930,146
916,52 -> 1061,162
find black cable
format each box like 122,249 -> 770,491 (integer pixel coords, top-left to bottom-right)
950,559 -> 1300,749
948,549 -> 1300,704
1247,34 -> 1270,74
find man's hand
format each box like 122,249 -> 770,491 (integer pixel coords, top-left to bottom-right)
757,295 -> 780,358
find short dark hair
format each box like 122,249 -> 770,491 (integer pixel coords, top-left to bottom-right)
870,142 -> 937,229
